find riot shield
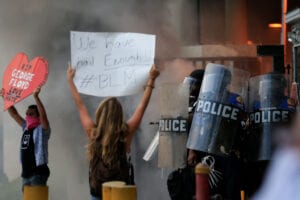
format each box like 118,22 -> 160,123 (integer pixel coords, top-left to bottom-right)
158,83 -> 189,168
245,73 -> 296,161
186,63 -> 249,156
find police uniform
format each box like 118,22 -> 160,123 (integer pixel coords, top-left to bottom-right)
186,64 -> 249,200
242,73 -> 297,198
193,92 -> 245,200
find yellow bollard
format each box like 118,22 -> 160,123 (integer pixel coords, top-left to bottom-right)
102,181 -> 137,200
103,181 -> 126,200
241,190 -> 248,200
23,185 -> 48,200
111,185 -> 137,200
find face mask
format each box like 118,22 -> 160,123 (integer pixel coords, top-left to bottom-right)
183,76 -> 201,98
26,115 -> 40,130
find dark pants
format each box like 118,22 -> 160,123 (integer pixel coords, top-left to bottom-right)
241,161 -> 269,198
22,174 -> 49,192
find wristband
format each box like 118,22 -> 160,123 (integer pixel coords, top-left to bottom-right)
143,84 -> 154,90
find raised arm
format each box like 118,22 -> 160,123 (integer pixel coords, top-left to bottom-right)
0,89 -> 24,127
126,64 -> 160,147
8,105 -> 24,127
67,64 -> 95,139
33,87 -> 50,130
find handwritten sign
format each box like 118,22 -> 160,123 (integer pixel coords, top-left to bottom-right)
70,31 -> 156,97
2,53 -> 48,110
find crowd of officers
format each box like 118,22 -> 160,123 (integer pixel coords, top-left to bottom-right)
173,63 -> 297,200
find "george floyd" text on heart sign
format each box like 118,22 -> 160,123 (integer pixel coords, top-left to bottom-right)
9,65 -> 35,90
2,53 -> 49,110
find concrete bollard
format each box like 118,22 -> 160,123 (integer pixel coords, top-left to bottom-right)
102,181 -> 137,200
23,185 -> 48,200
103,181 -> 125,200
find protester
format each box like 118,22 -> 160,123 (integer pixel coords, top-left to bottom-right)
67,63 -> 159,200
5,87 -> 51,191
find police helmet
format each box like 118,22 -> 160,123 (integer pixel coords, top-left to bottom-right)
183,69 -> 204,96
205,63 -> 232,85
189,70 -> 204,84
259,72 -> 287,97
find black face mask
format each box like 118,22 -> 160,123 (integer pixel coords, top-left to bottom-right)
183,76 -> 201,97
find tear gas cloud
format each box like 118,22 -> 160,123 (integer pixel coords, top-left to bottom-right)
0,0 -> 198,199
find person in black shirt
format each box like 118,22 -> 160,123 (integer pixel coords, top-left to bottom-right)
5,87 -> 51,191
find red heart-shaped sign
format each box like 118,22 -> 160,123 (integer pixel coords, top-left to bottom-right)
2,52 -> 49,110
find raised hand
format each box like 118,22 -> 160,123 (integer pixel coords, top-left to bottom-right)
67,63 -> 76,81
33,87 -> 41,98
149,64 -> 160,80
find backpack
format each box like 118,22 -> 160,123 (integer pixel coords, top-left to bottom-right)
167,166 -> 195,200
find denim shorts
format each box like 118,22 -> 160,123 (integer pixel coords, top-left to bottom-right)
91,195 -> 101,200
22,174 -> 49,191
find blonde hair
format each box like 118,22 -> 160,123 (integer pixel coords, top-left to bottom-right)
87,97 -> 128,167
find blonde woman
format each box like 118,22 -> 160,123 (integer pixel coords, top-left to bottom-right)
67,64 -> 159,200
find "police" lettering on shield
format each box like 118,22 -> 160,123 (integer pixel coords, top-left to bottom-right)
159,118 -> 188,133
196,99 -> 240,120
249,110 -> 290,124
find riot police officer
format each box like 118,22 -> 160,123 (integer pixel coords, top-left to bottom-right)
242,72 -> 296,197
167,69 -> 204,200
183,69 -> 205,166
187,63 -> 249,200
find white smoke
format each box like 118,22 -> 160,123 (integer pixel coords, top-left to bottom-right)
0,0 -> 198,199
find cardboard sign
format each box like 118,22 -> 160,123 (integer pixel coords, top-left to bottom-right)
2,53 -> 48,110
70,31 -> 156,97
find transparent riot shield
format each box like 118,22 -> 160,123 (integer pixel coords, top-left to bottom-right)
158,83 -> 189,168
245,73 -> 296,161
186,63 -> 249,156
